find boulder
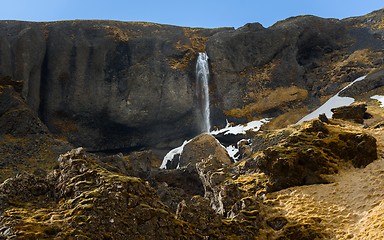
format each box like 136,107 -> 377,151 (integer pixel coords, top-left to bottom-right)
149,167 -> 205,212
179,133 -> 232,168
331,104 -> 368,123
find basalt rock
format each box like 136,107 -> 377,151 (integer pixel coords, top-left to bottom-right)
0,83 -> 71,182
0,20 -> 230,154
96,150 -> 162,179
206,12 -> 384,127
175,195 -> 262,239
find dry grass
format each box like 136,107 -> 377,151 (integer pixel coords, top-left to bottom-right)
225,86 -> 308,120
168,28 -> 208,70
265,107 -> 310,130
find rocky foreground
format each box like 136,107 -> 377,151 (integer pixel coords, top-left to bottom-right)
1,101 -> 384,239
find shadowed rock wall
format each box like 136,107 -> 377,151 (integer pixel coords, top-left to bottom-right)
0,21 -> 230,154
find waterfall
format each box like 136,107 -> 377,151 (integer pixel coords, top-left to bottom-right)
196,52 -> 211,133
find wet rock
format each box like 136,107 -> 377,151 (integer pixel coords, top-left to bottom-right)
331,104 -> 368,124
196,156 -> 231,215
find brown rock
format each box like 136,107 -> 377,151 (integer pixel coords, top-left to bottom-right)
180,133 -> 232,168
0,147 -> 200,239
252,120 -> 377,192
331,104 -> 368,123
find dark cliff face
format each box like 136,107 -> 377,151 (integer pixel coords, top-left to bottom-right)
0,20 -> 230,153
206,13 -> 384,127
1,9 -> 384,155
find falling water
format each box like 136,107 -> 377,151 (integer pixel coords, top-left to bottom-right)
196,52 -> 211,133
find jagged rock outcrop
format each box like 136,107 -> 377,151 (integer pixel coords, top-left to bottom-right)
193,119 -> 377,217
339,68 -> 384,98
331,104 -> 368,123
154,133 -> 231,212
253,119 -> 377,191
0,148 -> 200,239
0,116 -> 380,239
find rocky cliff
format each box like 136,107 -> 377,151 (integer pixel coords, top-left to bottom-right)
0,20 -> 230,154
207,12 -> 384,127
1,9 -> 384,155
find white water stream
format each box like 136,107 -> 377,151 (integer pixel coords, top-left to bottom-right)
196,52 -> 211,133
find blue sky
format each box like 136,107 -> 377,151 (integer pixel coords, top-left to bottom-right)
1,0 -> 383,28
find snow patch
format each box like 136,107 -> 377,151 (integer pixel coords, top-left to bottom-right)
161,118 -> 269,168
211,119 -> 270,135
297,76 -> 366,124
226,145 -> 239,161
160,140 -> 190,169
371,95 -> 384,108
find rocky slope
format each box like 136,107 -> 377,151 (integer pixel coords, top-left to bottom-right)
1,103 -> 383,239
207,12 -> 384,128
0,20 -> 230,154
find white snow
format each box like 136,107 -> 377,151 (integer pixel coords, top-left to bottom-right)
297,76 -> 366,124
160,140 -> 190,169
371,95 -> 384,108
226,145 -> 239,160
161,119 -> 269,168
211,118 -> 270,135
